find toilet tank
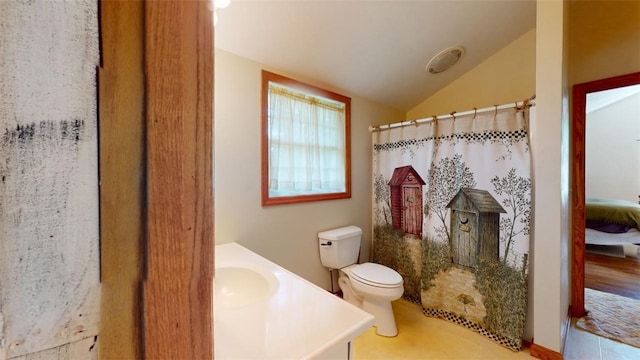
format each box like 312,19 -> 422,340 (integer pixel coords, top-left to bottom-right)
318,225 -> 362,269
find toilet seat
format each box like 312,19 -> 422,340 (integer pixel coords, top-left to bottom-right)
350,262 -> 403,288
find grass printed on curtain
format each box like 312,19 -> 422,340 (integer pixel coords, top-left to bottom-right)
372,106 -> 531,351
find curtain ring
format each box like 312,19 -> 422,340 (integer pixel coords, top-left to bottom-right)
432,115 -> 438,124
473,107 -> 477,119
411,120 -> 418,127
494,105 -> 498,118
450,111 -> 456,121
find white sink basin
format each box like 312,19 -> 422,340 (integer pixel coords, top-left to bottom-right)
214,243 -> 375,359
215,266 -> 279,308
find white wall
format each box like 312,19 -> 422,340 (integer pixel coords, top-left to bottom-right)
586,93 -> 640,202
214,49 -> 404,290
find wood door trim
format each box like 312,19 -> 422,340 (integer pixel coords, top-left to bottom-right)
571,72 -> 640,317
98,1 -> 145,358
143,0 -> 214,358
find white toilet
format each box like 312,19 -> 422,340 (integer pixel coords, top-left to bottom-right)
318,225 -> 404,337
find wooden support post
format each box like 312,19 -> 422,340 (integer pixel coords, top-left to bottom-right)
144,0 -> 214,358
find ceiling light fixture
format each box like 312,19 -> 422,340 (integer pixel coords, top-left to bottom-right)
426,46 -> 465,74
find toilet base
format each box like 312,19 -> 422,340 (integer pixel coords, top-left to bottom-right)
337,267 -> 402,337
338,276 -> 363,307
362,298 -> 398,337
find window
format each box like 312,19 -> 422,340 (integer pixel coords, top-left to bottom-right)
261,70 -> 351,206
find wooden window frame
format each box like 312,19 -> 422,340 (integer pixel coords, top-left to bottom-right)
261,70 -> 352,206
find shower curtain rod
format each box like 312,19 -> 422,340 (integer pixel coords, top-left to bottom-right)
368,98 -> 536,132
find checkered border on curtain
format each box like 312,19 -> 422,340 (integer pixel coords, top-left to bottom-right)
373,128 -> 528,151
421,307 -> 523,352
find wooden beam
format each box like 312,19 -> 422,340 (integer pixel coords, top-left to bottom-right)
143,0 -> 214,358
98,1 -> 145,358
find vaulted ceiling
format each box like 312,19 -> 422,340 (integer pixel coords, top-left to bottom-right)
215,0 -> 536,112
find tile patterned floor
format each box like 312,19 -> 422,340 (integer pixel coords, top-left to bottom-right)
352,299 -> 640,360
564,318 -> 640,360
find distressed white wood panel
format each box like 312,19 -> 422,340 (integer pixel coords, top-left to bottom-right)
9,336 -> 98,360
0,1 -> 100,359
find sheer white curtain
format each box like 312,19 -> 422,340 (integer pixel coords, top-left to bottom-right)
268,84 -> 345,196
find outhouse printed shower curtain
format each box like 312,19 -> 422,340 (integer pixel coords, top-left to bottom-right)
372,106 -> 531,351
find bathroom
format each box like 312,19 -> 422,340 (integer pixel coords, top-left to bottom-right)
213,10 -> 534,302
2,1 -> 639,359
213,44 -> 532,355
213,0 -> 640,358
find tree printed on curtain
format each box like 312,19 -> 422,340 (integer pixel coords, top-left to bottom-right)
372,107 -> 531,351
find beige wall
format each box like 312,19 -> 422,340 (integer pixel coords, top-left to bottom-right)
407,29 -> 536,120
569,0 -> 640,88
586,93 -> 640,201
214,49 -> 404,290
529,0 -> 640,353
531,0 -> 571,352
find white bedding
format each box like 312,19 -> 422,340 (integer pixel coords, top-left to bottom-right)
585,228 -> 640,246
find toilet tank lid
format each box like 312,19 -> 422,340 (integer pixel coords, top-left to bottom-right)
318,225 -> 362,240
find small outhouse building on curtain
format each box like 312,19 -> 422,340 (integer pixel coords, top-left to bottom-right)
388,165 -> 426,238
446,188 -> 505,268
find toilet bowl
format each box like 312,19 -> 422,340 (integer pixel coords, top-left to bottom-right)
338,263 -> 404,337
318,225 -> 404,337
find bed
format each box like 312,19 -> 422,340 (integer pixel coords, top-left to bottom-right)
585,198 -> 640,258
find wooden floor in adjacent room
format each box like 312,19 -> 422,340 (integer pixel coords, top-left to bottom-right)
585,247 -> 640,300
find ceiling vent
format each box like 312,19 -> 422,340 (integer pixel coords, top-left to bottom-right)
426,46 -> 465,74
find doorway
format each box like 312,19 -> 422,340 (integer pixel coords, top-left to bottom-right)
571,72 -> 640,317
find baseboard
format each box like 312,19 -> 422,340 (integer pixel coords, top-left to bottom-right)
530,307 -> 571,360
530,343 -> 563,360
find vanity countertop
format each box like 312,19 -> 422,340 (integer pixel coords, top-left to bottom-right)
214,242 -> 374,359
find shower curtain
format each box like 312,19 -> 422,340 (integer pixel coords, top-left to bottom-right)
372,105 -> 531,351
